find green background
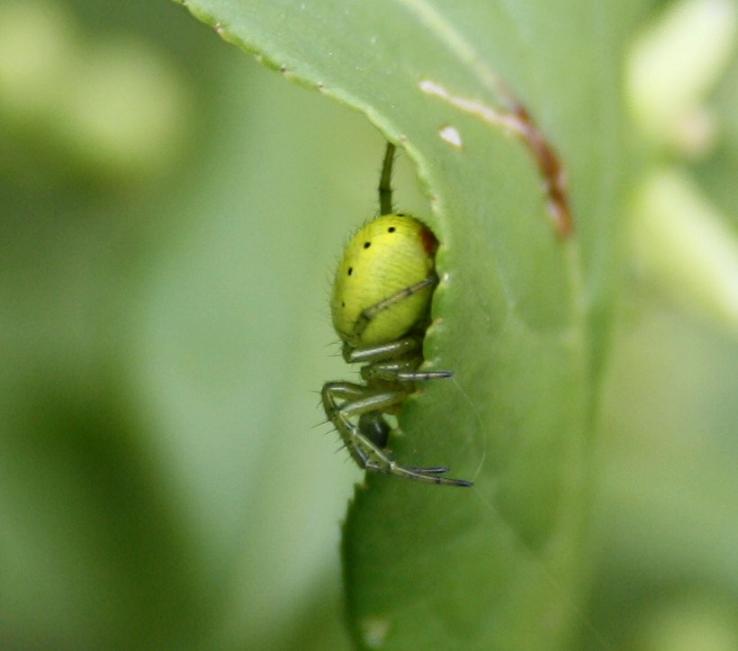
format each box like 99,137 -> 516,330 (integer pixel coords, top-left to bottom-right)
1,1 -> 737,649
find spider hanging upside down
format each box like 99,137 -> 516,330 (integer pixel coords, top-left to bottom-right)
321,142 -> 473,487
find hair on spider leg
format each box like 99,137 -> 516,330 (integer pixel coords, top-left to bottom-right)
311,410 -> 335,428
313,420 -> 336,437
311,420 -> 338,436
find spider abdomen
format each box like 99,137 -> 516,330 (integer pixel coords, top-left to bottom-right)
330,214 -> 438,347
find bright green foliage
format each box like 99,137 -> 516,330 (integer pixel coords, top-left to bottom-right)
331,214 -> 436,347
4,1 -> 738,650
173,0 -> 647,649
0,0 -> 738,651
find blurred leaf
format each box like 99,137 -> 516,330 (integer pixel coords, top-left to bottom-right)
0,0 -> 191,185
0,374 -> 212,649
627,0 -> 736,156
0,2 -> 361,648
631,168 -> 738,335
695,34 -> 738,225
581,301 -> 738,650
176,1 -> 646,649
623,0 -> 738,335
129,59 -> 367,648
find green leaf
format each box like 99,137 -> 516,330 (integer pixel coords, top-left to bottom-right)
175,1 -> 644,648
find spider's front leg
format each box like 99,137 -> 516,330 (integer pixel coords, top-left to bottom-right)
321,380 -> 405,470
321,381 -> 472,487
361,360 -> 452,383
344,336 -> 453,383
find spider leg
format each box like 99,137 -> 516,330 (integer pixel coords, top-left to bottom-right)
321,382 -> 473,487
361,360 -> 452,383
407,466 -> 450,475
347,336 -> 452,384
343,336 -> 421,364
378,141 -> 396,215
399,370 -> 452,381
364,460 -> 472,487
352,275 -> 437,341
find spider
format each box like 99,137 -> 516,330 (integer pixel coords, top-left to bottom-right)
321,142 -> 472,487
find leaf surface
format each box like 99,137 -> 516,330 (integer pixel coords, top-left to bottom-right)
176,1 -> 643,648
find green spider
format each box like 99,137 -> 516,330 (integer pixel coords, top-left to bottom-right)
321,142 -> 472,488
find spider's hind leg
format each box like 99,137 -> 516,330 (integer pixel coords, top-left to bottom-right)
378,141 -> 396,215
